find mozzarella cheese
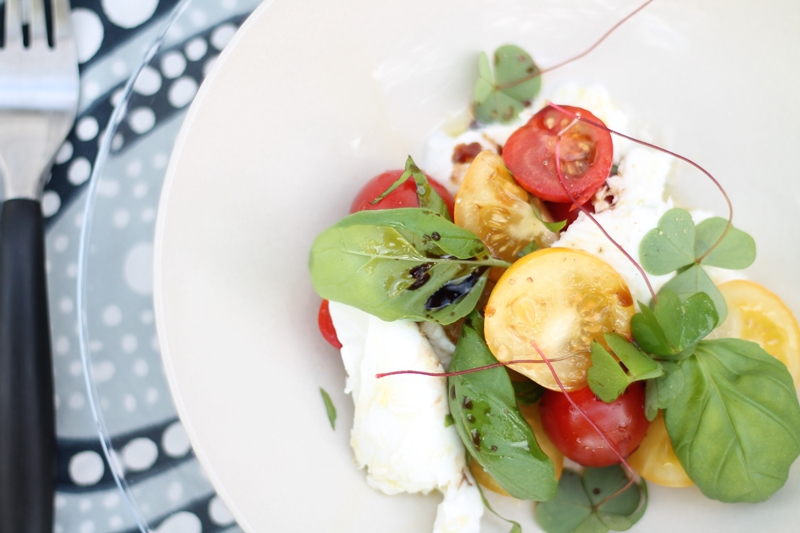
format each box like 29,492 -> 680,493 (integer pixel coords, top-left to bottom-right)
328,301 -> 483,530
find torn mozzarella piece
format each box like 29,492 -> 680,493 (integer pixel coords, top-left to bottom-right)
329,302 -> 483,532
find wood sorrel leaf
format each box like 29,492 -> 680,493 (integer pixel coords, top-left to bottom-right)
309,208 -> 508,325
694,217 -> 756,269
448,311 -> 557,500
665,338 -> 800,502
659,264 -> 727,323
473,45 -> 542,124
319,388 -> 337,429
535,466 -> 647,533
644,361 -> 683,421
639,208 -> 696,275
653,290 -> 718,352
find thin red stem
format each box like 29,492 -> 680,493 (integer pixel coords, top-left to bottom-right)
375,355 -> 576,380
552,117 -> 658,304
496,0 -> 655,91
548,102 -> 734,265
528,337 -> 636,505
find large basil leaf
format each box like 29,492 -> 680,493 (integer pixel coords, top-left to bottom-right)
309,208 -> 507,324
665,338 -> 800,502
448,311 -> 556,500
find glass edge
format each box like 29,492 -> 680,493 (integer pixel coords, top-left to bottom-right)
76,0 -> 195,531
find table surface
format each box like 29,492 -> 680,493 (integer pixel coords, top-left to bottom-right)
37,1 -> 260,531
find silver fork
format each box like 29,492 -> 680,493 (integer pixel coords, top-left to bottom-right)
0,0 -> 78,531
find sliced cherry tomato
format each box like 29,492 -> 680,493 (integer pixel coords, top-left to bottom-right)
317,299 -> 342,350
484,248 -> 635,392
708,280 -> 800,387
627,411 -> 693,487
454,150 -> 558,263
503,105 -> 613,205
349,169 -> 455,218
539,382 -> 649,467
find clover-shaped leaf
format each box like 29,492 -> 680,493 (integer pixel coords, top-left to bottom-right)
639,208 -> 695,275
695,217 -> 756,269
535,466 -> 647,533
473,45 -> 541,124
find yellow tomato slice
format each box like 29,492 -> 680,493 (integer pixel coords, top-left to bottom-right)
627,411 -> 693,488
469,399 -> 563,495
484,248 -> 635,391
454,150 -> 558,263
707,280 -> 800,387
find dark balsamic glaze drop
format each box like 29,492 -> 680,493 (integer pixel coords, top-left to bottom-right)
407,262 -> 433,290
424,266 -> 488,310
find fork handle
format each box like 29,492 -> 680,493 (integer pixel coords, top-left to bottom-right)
0,199 -> 55,533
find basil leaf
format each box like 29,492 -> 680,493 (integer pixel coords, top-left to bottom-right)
630,303 -> 673,356
694,217 -> 756,269
589,336 -> 662,403
531,202 -> 566,233
665,338 -> 800,502
448,311 -> 557,500
319,388 -> 337,429
474,45 -> 541,124
517,240 -> 538,259
658,263 -> 727,323
588,341 -> 630,403
310,208 -> 507,324
370,156 -> 451,221
473,476 -> 523,533
653,290 -> 718,352
644,361 -> 683,421
535,466 -> 647,533
639,208 -> 696,275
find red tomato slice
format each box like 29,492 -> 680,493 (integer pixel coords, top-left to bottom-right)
539,382 -> 649,467
503,105 -> 613,205
317,299 -> 342,350
349,169 -> 455,218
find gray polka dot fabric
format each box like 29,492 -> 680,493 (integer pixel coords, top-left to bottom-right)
37,1 -> 261,531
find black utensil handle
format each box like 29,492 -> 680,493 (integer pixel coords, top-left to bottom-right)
0,199 -> 55,532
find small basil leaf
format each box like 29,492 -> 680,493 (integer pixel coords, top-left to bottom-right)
319,388 -> 337,429
694,217 -> 756,269
473,477 -> 523,533
512,379 -> 545,405
665,338 -> 800,502
310,208 -> 508,324
588,341 -> 631,403
639,208 -> 696,275
474,45 -> 541,124
653,290 -> 718,352
630,303 -> 673,356
644,361 -> 683,421
370,156 -> 451,221
659,263 -> 727,323
448,311 -> 557,501
444,414 -> 454,428
531,201 -> 567,233
604,333 -> 663,381
517,240 -> 538,259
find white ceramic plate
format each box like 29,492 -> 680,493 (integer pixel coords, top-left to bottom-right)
154,0 -> 800,531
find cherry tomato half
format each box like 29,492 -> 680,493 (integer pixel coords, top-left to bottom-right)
318,299 -> 342,349
539,382 -> 649,467
349,169 -> 455,218
503,105 -> 613,205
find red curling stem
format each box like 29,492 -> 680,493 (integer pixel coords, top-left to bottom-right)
529,337 -> 636,506
496,0 -> 655,91
375,356 -> 575,380
552,117 -> 659,304
548,101 -> 734,265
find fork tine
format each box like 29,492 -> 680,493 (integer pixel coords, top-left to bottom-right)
28,0 -> 48,47
4,0 -> 23,47
51,0 -> 72,44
